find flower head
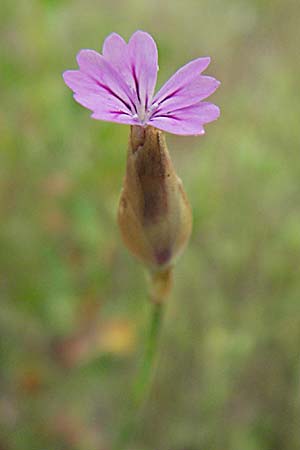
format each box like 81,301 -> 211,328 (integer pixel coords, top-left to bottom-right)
63,31 -> 220,135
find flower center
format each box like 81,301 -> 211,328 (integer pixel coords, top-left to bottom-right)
137,103 -> 147,124
135,101 -> 159,126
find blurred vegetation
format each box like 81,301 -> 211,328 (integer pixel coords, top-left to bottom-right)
1,0 -> 300,449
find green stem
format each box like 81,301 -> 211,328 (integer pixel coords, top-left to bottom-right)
113,302 -> 164,450
134,302 -> 163,404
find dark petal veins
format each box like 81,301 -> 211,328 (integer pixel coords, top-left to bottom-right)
150,113 -> 180,121
89,75 -> 133,114
156,87 -> 183,106
131,65 -> 141,103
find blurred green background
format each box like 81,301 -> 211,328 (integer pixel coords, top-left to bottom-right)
1,0 -> 300,449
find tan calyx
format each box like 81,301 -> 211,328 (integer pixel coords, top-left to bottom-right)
118,125 -> 192,273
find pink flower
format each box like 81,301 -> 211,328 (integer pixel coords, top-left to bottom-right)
63,31 -> 220,136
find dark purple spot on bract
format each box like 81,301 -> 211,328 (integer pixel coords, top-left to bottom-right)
156,248 -> 171,265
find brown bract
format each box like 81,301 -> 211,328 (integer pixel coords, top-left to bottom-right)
118,125 -> 192,273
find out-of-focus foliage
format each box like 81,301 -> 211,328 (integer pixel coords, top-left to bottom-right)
1,0 -> 300,449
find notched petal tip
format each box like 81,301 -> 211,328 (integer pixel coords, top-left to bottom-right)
212,78 -> 221,90
197,56 -> 211,72
62,69 -> 71,85
102,32 -> 127,57
62,69 -> 79,87
186,56 -> 211,73
103,31 -> 125,45
76,48 -> 104,72
209,103 -> 221,120
62,69 -> 69,80
129,29 -> 156,41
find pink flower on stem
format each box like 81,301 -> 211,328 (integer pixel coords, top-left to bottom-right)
63,31 -> 220,136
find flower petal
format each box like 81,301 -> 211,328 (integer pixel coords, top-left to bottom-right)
63,70 -> 131,113
152,76 -> 220,113
72,92 -> 127,113
91,110 -> 138,125
102,33 -> 132,85
76,49 -> 137,114
127,31 -> 158,109
148,102 -> 220,135
73,94 -> 139,125
153,57 -> 211,105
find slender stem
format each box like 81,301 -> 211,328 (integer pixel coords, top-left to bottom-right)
133,302 -> 164,405
113,301 -> 164,450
